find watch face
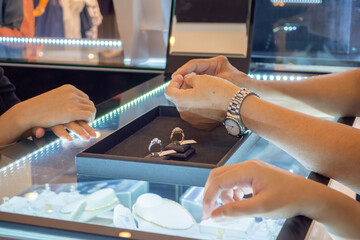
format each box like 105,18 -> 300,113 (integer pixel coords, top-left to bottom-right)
224,119 -> 241,136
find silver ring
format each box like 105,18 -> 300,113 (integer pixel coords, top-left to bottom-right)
148,138 -> 163,156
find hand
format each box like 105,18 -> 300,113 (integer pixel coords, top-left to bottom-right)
165,74 -> 239,130
203,159 -> 318,221
171,56 -> 249,88
33,120 -> 96,141
14,84 -> 96,132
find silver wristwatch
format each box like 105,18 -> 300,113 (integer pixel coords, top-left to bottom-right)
224,88 -> 258,137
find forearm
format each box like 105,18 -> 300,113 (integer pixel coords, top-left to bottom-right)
241,95 -> 360,191
0,104 -> 31,146
302,180 -> 360,239
237,69 -> 360,116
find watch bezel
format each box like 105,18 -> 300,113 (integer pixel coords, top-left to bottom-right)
224,116 -> 244,137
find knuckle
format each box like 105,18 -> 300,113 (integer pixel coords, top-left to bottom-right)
63,84 -> 75,91
247,159 -> 262,166
216,55 -> 228,62
208,169 -> 217,180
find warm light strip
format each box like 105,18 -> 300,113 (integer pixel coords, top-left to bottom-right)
0,73 -> 307,175
0,37 -> 122,47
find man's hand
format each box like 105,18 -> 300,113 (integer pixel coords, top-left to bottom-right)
165,73 -> 239,130
203,159 -> 310,221
171,56 -> 250,88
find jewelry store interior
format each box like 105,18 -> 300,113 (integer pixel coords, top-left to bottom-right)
0,0 -> 359,239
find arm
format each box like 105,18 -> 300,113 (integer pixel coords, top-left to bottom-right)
241,94 -> 360,192
203,160 -> 360,239
241,68 -> 360,117
165,75 -> 360,192
172,56 -> 360,117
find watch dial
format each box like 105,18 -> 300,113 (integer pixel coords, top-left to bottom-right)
225,119 -> 241,136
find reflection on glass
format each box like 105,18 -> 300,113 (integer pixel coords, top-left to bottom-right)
252,0 -> 360,68
0,0 -> 171,69
169,0 -> 251,57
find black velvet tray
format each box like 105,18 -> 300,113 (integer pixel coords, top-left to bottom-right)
76,106 -> 259,186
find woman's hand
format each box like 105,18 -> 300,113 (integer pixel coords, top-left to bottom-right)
33,120 -> 96,141
203,159 -> 311,221
171,56 -> 250,88
165,73 -> 239,130
14,84 -> 96,131
12,84 -> 96,141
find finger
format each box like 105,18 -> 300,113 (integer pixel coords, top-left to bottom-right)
77,103 -> 96,114
172,58 -> 216,78
65,122 -> 90,140
61,84 -> 90,100
233,188 -> 245,201
69,85 -> 90,100
77,96 -> 95,106
77,120 -> 97,138
203,166 -> 255,219
183,75 -> 201,88
204,164 -> 239,195
72,110 -> 95,123
164,78 -> 191,102
33,127 -> 45,139
220,189 -> 235,204
51,125 -> 72,141
211,192 -> 269,220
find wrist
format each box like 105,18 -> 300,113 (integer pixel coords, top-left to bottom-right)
232,71 -> 254,89
10,102 -> 33,132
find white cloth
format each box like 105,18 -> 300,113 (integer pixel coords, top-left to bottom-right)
59,0 -> 85,39
84,0 -> 103,39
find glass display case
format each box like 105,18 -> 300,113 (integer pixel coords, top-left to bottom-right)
0,75 -> 335,240
251,0 -> 360,72
0,0 -> 355,239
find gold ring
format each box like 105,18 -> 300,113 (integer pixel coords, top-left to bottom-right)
170,127 -> 184,145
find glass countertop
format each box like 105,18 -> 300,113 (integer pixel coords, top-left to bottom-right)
0,74 -> 332,240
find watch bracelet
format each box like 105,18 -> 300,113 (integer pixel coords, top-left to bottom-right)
227,88 -> 259,130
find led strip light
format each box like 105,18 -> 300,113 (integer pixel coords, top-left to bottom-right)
249,73 -> 307,81
0,73 -> 308,175
0,37 -> 122,47
0,82 -> 170,176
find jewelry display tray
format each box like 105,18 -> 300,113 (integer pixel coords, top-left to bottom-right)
76,106 -> 259,186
